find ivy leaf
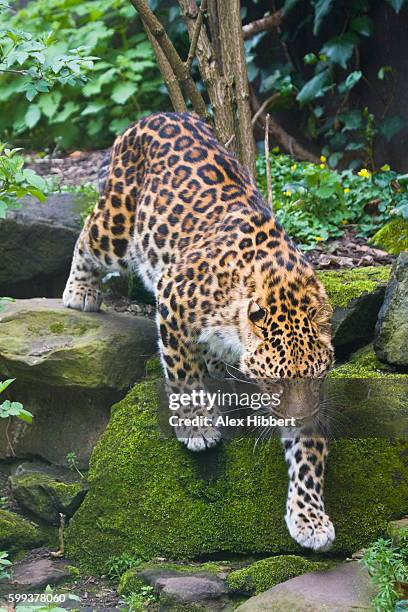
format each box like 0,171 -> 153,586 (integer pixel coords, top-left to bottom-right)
350,16 -> 374,36
321,34 -> 357,69
379,116 -> 406,141
25,104 -> 41,128
111,81 -> 134,105
338,70 -> 362,94
296,69 -> 331,105
386,0 -> 406,12
313,0 -> 335,35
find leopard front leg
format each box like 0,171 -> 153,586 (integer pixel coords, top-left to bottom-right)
157,302 -> 222,452
282,435 -> 335,551
63,224 -> 103,312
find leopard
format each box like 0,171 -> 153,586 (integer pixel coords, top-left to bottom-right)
63,111 -> 335,552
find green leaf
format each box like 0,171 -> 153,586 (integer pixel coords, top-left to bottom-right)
386,0 -> 406,12
321,34 -> 357,69
0,379 -> 15,394
25,104 -> 41,129
37,91 -> 61,118
350,16 -> 374,36
379,116 -> 406,141
296,69 -> 331,105
81,101 -> 105,116
338,70 -> 362,94
22,168 -> 46,191
51,101 -> 79,123
283,0 -> 301,14
111,81 -> 135,105
313,0 -> 335,35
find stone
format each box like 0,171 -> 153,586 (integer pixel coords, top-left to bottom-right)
0,194 -> 84,297
65,369 -> 408,572
0,509 -> 44,554
374,253 -> 408,366
157,575 -> 226,604
226,556 -> 327,595
10,557 -> 70,590
0,299 -> 157,466
317,266 -> 390,352
235,561 -> 377,611
371,218 -> 408,255
9,462 -> 88,525
387,517 -> 408,543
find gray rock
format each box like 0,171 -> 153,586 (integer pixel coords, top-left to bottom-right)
157,575 -> 226,603
10,558 -> 70,590
0,298 -> 157,466
0,194 -> 84,289
375,253 -> 408,366
236,561 -> 377,611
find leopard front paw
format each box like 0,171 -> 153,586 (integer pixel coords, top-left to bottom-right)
285,507 -> 335,552
62,284 -> 102,312
176,424 -> 222,452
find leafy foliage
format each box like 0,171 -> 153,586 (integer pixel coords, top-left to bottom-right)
0,378 -> 33,423
0,0 -> 168,149
0,143 -> 46,218
363,532 -> 408,611
123,585 -> 156,611
257,152 -> 408,248
106,553 -> 143,580
0,550 -> 11,580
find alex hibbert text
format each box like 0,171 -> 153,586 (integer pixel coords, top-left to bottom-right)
168,414 -> 297,427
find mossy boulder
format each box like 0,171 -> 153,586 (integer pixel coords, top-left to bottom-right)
10,464 -> 88,525
374,252 -> 408,366
226,556 -> 327,595
0,298 -> 157,466
66,368 -> 408,572
0,509 -> 44,554
317,266 -> 390,352
371,218 -> 408,255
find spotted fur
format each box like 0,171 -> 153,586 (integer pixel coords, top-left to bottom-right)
63,112 -> 335,551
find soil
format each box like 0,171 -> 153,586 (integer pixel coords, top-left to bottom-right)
25,150 -> 395,270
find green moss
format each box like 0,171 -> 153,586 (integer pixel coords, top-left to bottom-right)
370,218 -> 408,255
227,555 -> 326,595
66,379 -> 408,573
330,345 -> 408,378
0,509 -> 44,554
145,356 -> 162,379
317,266 -> 390,308
49,321 -> 66,334
118,569 -> 146,595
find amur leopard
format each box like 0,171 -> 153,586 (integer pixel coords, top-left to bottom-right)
63,112 -> 335,551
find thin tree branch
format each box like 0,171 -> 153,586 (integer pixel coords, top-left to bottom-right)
144,21 -> 187,112
252,92 -> 280,126
185,0 -> 207,73
251,88 -> 319,163
265,114 -> 273,210
130,0 -> 208,118
0,68 -> 28,75
243,10 -> 283,40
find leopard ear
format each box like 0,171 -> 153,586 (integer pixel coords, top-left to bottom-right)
248,300 -> 266,327
311,303 -> 333,346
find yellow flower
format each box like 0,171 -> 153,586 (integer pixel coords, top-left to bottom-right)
381,164 -> 391,171
320,155 -> 327,163
283,190 -> 292,197
357,168 -> 371,178
344,187 -> 350,193
319,163 -> 325,169
290,164 -> 297,172
341,219 -> 348,225
314,236 -> 324,242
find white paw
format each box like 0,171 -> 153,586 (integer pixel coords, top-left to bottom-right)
286,509 -> 335,552
177,427 -> 222,452
63,285 -> 102,312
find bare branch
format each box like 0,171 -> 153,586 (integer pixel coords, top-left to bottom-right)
130,0 -> 208,118
252,92 -> 280,126
144,21 -> 187,112
243,10 -> 283,40
0,68 -> 28,75
185,0 -> 208,73
251,88 -> 319,163
264,114 -> 273,211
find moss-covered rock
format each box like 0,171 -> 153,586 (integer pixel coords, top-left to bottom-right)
0,509 -> 44,554
331,344 -> 406,378
66,375 -> 408,572
370,218 -> 408,255
10,468 -> 88,525
317,266 -> 390,351
226,556 -> 327,595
